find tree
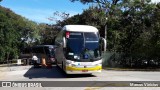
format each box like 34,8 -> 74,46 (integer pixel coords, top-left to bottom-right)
0,7 -> 21,62
70,0 -> 122,18
48,11 -> 70,26
38,24 -> 60,45
0,6 -> 41,62
68,0 -> 160,67
70,0 -> 120,6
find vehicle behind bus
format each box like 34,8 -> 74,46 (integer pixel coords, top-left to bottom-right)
20,47 -> 32,65
20,45 -> 55,66
31,45 -> 55,66
55,25 -> 106,74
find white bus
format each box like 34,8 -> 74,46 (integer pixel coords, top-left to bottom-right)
55,25 -> 106,74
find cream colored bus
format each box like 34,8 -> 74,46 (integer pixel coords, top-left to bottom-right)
55,25 -> 106,74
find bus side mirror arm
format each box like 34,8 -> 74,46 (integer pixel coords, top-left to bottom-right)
63,37 -> 66,48
101,37 -> 106,52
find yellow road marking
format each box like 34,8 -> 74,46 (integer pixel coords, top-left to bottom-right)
84,83 -> 128,90
85,87 -> 102,90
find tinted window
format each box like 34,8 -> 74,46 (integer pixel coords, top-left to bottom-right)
84,32 -> 99,41
49,48 -> 55,55
22,48 -> 32,54
32,47 -> 44,53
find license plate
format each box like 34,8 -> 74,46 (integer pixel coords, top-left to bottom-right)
82,70 -> 88,72
80,62 -> 92,66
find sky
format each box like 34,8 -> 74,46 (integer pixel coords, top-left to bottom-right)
152,0 -> 160,3
0,0 -> 160,24
0,0 -> 90,24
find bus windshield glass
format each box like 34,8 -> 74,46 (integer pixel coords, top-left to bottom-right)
84,32 -> 99,41
66,31 -> 101,61
49,48 -> 55,55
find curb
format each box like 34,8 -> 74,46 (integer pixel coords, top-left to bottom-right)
103,67 -> 160,71
0,65 -> 32,72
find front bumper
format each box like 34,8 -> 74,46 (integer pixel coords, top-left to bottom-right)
66,65 -> 102,74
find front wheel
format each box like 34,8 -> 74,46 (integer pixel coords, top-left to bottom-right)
62,61 -> 66,71
33,61 -> 39,68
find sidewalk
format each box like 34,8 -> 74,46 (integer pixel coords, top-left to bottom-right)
0,66 -> 8,80
0,64 -> 32,80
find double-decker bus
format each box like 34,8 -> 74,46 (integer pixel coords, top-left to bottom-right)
55,25 -> 106,74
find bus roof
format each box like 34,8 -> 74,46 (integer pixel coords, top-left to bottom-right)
62,25 -> 98,32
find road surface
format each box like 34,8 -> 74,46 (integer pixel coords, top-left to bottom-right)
0,65 -> 160,90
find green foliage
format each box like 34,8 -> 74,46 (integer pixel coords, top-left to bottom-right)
0,7 -> 21,61
0,7 -> 67,63
38,24 -> 60,45
57,7 -> 106,29
0,6 -> 44,62
67,0 -> 160,67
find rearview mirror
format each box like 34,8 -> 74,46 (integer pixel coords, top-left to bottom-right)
100,37 -> 106,52
63,37 -> 66,48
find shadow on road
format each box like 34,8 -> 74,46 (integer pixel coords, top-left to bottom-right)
24,65 -> 95,79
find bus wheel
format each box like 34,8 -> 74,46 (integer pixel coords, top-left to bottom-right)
33,61 -> 38,68
62,61 -> 63,69
62,61 -> 66,71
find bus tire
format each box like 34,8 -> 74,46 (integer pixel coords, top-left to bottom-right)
62,61 -> 63,70
62,61 -> 66,71
33,61 -> 38,68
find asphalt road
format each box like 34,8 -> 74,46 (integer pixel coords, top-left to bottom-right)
0,65 -> 160,90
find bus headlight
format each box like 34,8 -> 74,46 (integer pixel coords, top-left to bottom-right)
66,60 -> 74,65
71,64 -> 76,67
74,55 -> 80,60
66,60 -> 77,67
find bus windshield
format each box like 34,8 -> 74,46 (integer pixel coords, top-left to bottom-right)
66,31 -> 101,62
84,32 -> 99,41
49,48 -> 55,55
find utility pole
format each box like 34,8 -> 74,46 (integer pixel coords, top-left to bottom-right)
105,18 -> 108,49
